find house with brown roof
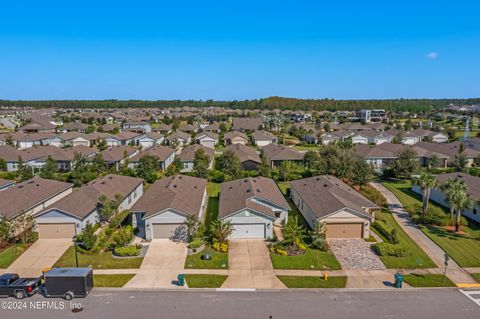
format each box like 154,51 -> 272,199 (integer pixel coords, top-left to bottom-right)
0,178 -> 15,191
100,145 -> 139,171
412,172 -> 480,224
165,131 -> 192,147
135,132 -> 165,149
290,175 -> 378,238
218,177 -> 289,239
194,132 -> 219,148
59,122 -> 89,133
224,131 -> 248,145
128,145 -> 175,170
50,132 -> 91,148
232,117 -> 263,132
261,144 -> 304,167
225,144 -> 261,171
0,177 -> 73,222
105,131 -> 142,147
131,175 -> 207,240
178,144 -> 214,172
34,174 -> 144,238
252,130 -> 278,147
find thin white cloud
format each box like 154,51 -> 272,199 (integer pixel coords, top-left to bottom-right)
426,52 -> 438,59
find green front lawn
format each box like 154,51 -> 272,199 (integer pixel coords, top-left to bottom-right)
403,273 -> 456,287
383,180 -> 480,267
271,248 -> 341,270
93,274 -> 135,287
54,247 -> 144,269
277,275 -> 347,288
0,244 -> 27,268
185,274 -> 228,288
184,247 -> 228,269
293,145 -> 320,152
373,211 -> 436,268
420,225 -> 480,267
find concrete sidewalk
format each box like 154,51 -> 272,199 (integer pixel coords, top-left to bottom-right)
370,182 -> 477,285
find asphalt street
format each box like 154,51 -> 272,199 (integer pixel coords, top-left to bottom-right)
0,289 -> 478,319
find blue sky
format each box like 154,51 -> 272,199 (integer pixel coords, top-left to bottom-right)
0,1 -> 479,100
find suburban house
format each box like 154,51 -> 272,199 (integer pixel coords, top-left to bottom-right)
252,130 -> 278,147
351,130 -> 393,145
178,123 -> 199,133
412,172 -> 480,223
34,174 -> 144,239
0,177 -> 73,222
100,145 -> 139,171
130,175 -> 207,240
232,117 -> 263,132
415,141 -> 479,167
194,132 -> 219,148
165,131 -> 192,147
0,178 -> 15,191
204,122 -> 221,133
154,124 -> 173,135
59,122 -> 89,133
261,144 -> 304,167
128,145 -> 175,170
17,118 -> 57,133
135,132 -> 165,149
218,177 -> 289,239
178,144 -> 214,172
320,131 -> 353,145
224,131 -> 249,145
50,132 -> 91,148
11,132 -> 55,149
290,175 -> 378,238
105,131 -> 141,147
225,144 -> 261,171
122,122 -> 152,133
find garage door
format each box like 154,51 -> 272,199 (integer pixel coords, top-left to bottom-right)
231,223 -> 265,239
152,223 -> 187,240
326,223 -> 363,238
37,223 -> 76,239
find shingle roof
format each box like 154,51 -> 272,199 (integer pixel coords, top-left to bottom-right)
0,177 -> 73,220
232,117 -> 263,131
290,175 -> 377,220
219,177 -> 289,218
100,145 -> 137,162
178,144 -> 214,162
131,175 -> 207,218
224,144 -> 261,164
435,172 -> 480,201
252,130 -> 277,141
261,144 -> 304,161
131,145 -> 175,162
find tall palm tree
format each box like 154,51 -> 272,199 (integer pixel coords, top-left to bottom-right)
452,191 -> 472,232
413,172 -> 437,216
441,178 -> 468,222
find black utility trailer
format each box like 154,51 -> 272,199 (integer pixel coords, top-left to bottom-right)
42,268 -> 93,300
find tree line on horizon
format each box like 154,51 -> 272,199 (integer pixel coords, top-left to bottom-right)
1,96 -> 479,112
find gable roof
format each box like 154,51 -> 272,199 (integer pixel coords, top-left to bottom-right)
131,145 -> 175,162
232,117 -> 263,131
219,177 -> 289,219
0,177 -> 73,220
290,175 -> 377,220
100,145 -> 137,162
131,175 -> 207,218
435,172 -> 480,201
178,144 -> 214,162
224,131 -> 248,141
261,144 -> 304,161
224,144 -> 261,164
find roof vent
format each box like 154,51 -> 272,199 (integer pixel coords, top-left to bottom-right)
246,189 -> 251,193
256,189 -> 261,192
323,184 -> 328,187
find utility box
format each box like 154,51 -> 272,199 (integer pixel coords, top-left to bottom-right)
394,273 -> 403,289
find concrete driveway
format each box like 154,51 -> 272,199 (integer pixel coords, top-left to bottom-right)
124,239 -> 187,289
6,239 -> 72,277
221,239 -> 286,289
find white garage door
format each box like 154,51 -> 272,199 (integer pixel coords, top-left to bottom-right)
231,223 -> 265,239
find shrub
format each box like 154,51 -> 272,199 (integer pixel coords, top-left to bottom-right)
373,243 -> 411,257
275,248 -> 288,256
111,225 -> 134,248
212,242 -> 228,253
310,237 -> 327,251
372,221 -> 392,242
389,229 -> 400,245
189,239 -> 204,249
77,223 -> 97,251
114,245 -> 141,257
360,185 -> 388,208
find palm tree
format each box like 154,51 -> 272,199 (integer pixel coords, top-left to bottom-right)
441,178 -> 468,222
452,191 -> 472,232
210,220 -> 232,244
413,172 -> 437,216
